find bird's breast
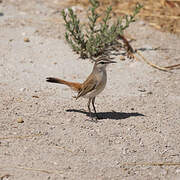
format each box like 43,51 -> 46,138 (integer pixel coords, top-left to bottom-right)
84,70 -> 107,98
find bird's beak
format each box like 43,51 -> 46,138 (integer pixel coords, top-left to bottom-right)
107,60 -> 116,64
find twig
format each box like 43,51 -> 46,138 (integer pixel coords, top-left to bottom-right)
118,34 -> 134,54
119,34 -> 167,71
53,145 -> 73,153
120,35 -> 180,71
0,166 -> 62,174
136,51 -> 180,71
135,51 -> 169,71
16,166 -> 62,174
139,13 -> 180,20
0,133 -> 43,140
165,63 -> 180,69
121,162 -> 180,167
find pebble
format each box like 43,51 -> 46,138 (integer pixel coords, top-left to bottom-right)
139,21 -> 146,26
176,169 -> 180,173
17,117 -> 24,123
147,91 -> 153,95
20,88 -> 26,92
24,37 -> 30,42
138,88 -> 146,92
22,32 -> 26,36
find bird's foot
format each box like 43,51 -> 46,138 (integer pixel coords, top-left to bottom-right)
88,117 -> 98,123
95,115 -> 100,120
91,113 -> 100,122
85,117 -> 98,123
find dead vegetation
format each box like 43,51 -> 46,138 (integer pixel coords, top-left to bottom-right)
66,0 -> 180,34
60,0 -> 180,71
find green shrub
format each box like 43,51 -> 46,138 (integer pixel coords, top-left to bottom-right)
62,0 -> 142,59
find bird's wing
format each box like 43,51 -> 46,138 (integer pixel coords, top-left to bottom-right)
76,77 -> 97,99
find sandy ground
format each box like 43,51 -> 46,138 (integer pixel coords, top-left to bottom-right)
0,1 -> 180,180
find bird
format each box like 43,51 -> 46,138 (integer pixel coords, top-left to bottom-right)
46,57 -> 116,120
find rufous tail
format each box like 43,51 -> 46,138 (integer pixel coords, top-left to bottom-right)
46,77 -> 82,92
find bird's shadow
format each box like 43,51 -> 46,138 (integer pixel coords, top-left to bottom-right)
66,109 -> 144,120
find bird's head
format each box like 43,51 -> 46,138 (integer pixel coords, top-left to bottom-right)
94,56 -> 116,71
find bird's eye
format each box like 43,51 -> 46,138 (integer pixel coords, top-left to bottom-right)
100,61 -> 105,64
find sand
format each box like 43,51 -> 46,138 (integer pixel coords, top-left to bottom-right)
0,1 -> 180,179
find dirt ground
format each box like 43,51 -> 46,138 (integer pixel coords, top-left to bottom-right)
0,1 -> 180,180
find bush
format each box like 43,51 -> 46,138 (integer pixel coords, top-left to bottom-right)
62,0 -> 142,59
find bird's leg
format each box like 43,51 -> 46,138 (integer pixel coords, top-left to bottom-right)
87,98 -> 93,119
92,97 -> 99,119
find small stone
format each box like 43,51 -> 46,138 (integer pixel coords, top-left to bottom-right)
138,88 -> 146,92
24,37 -> 30,42
147,91 -> 153,95
50,126 -> 55,130
20,88 -> 26,92
17,118 -> 24,123
139,21 -> 146,26
32,95 -> 39,98
154,80 -> 159,84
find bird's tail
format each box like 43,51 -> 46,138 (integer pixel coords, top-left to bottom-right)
46,77 -> 82,92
